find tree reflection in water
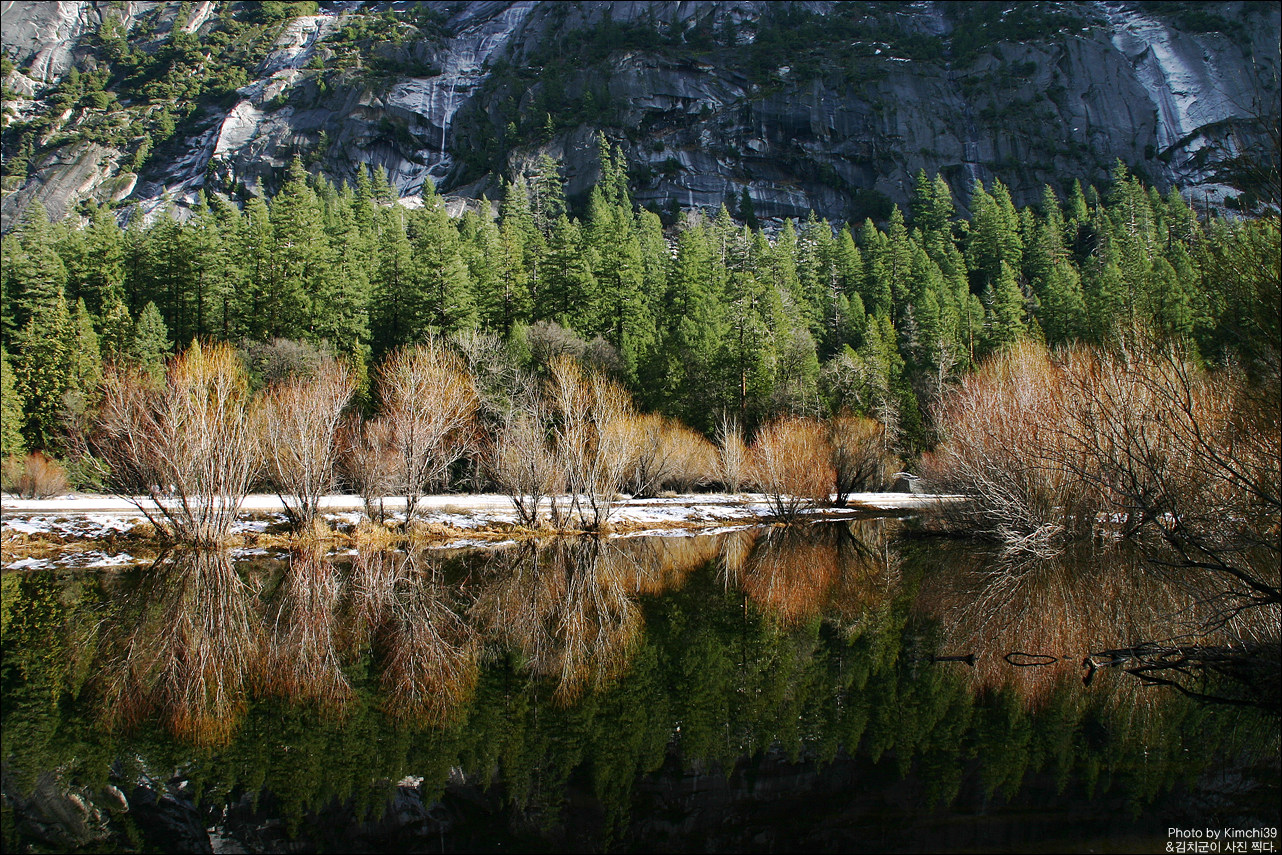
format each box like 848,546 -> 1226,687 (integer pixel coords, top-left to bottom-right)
98,549 -> 260,747
471,538 -> 645,703
3,524 -> 1277,853
354,547 -> 480,725
260,542 -> 352,715
739,521 -> 902,628
914,541 -> 1280,709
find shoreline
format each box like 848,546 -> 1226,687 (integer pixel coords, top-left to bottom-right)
1,491 -> 957,565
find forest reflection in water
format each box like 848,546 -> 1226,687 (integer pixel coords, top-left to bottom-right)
2,521 -> 1277,852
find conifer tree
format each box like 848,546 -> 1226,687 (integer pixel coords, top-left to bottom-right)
985,261 -> 1027,352
98,295 -> 134,364
409,190 -> 477,335
67,298 -> 103,397
371,205 -> 415,355
13,289 -> 71,450
720,271 -> 779,424
1,348 -> 26,458
269,157 -> 326,340
239,189 -> 275,341
541,215 -> 596,327
501,176 -> 544,314
1038,261 -> 1088,346
9,202 -> 68,335
966,178 -> 1023,289
131,301 -> 171,383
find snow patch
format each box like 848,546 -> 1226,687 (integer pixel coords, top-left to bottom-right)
4,557 -> 51,570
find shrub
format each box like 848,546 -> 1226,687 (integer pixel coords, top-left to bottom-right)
629,414 -> 717,498
925,336 -> 1279,606
829,414 -> 898,504
716,414 -> 750,493
750,416 -> 834,520
378,341 -> 479,521
2,452 -> 70,498
921,341 -> 1090,553
491,389 -> 563,527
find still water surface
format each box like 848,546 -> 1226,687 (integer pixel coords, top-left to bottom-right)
3,520 -> 1278,852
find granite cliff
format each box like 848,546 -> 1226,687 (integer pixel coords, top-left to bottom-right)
2,0 -> 1277,231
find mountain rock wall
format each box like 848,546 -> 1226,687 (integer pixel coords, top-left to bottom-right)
2,0 -> 1277,230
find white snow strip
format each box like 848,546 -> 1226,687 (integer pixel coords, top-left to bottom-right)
4,557 -> 52,570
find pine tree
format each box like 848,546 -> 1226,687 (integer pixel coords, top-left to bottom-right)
370,205 -> 415,356
9,202 -> 68,334
966,178 -> 1023,289
13,289 -> 71,450
1,348 -> 26,458
67,298 -> 103,397
739,187 -> 759,230
1038,261 -> 1088,345
98,295 -> 134,364
501,176 -> 543,317
529,154 -> 566,235
409,190 -> 477,335
985,261 -> 1026,352
541,215 -> 596,327
269,157 -> 326,340
130,301 -> 171,383
239,189 -> 275,341
462,202 -> 508,334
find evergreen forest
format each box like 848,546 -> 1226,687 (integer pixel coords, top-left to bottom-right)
1,137 -> 1277,480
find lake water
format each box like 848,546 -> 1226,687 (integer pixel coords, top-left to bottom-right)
2,520 -> 1278,852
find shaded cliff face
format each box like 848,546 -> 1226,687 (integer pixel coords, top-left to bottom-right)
2,0 -> 1278,230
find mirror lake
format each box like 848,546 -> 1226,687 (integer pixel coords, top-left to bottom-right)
3,519 -> 1278,853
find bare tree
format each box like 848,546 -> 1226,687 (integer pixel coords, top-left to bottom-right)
717,413 -> 749,493
340,415 -> 402,525
545,357 -> 639,529
923,341 -> 1092,554
92,342 -> 259,546
259,358 -> 354,531
378,340 -> 480,522
491,386 -> 564,528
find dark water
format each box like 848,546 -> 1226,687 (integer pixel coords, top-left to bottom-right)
2,521 -> 1278,853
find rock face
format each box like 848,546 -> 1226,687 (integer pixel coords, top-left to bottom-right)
2,0 -> 1277,230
